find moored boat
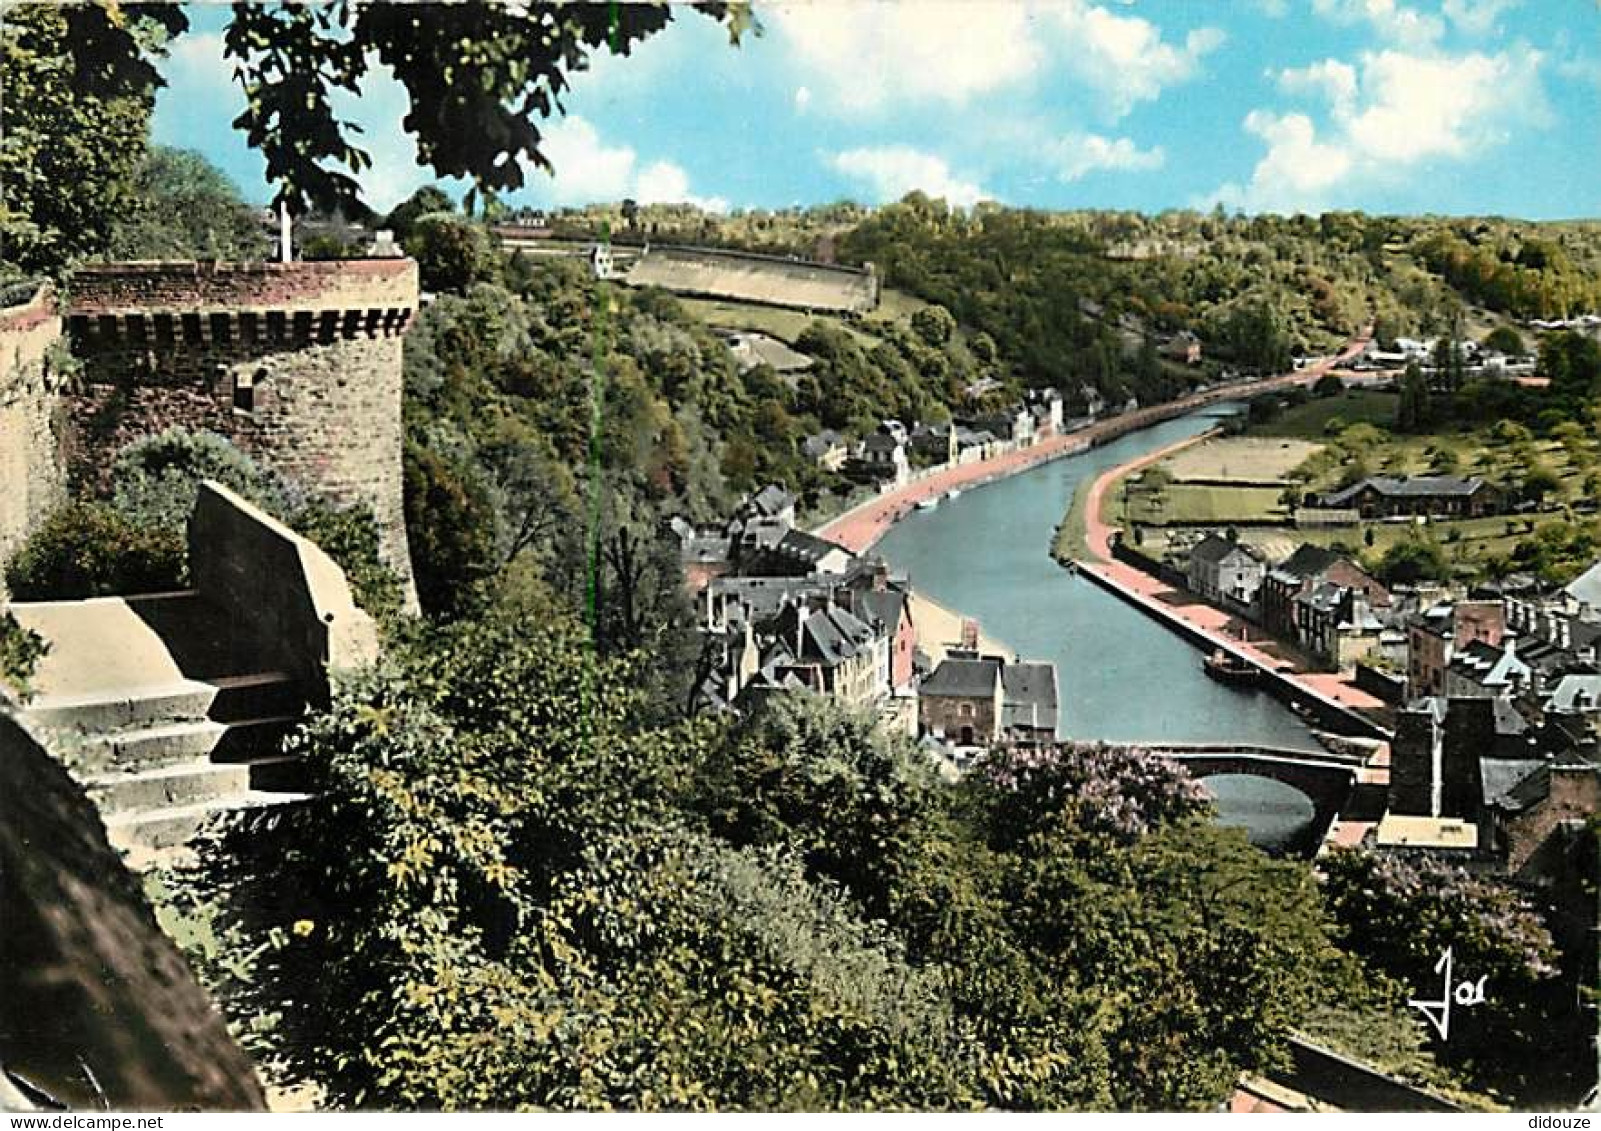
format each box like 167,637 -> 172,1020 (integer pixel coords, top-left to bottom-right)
1202,649 -> 1259,687
916,496 -> 939,511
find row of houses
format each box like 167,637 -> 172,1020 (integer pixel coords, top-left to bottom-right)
674,485 -> 1060,754
800,388 -> 1069,488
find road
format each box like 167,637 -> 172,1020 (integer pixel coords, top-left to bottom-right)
818,328 -> 1373,554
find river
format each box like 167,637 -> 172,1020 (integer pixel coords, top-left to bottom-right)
874,411 -> 1322,752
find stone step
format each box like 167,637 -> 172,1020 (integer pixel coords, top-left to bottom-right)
105,789 -> 314,858
84,755 -> 305,814
208,670 -> 305,723
20,681 -> 218,733
71,715 -> 300,774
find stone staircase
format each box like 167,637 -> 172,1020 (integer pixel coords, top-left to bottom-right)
12,593 -> 316,869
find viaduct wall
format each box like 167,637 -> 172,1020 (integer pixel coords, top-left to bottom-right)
623,244 -> 879,314
0,284 -> 68,579
61,260 -> 418,605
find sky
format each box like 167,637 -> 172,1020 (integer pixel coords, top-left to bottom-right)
151,0 -> 1601,220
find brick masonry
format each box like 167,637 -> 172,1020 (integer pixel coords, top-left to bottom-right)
0,284 -> 68,584
59,260 -> 419,607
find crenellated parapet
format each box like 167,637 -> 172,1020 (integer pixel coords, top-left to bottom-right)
61,260 -> 420,608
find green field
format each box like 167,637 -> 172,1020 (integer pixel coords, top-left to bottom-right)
1254,388 -> 1400,440
677,285 -> 931,348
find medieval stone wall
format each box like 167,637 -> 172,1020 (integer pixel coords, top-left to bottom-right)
62,260 -> 418,606
0,284 -> 67,579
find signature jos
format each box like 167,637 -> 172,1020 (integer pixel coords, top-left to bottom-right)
1408,946 -> 1488,1041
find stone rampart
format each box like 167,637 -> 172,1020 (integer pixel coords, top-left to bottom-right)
189,480 -> 379,702
624,245 -> 878,313
0,283 -> 67,579
62,260 -> 418,605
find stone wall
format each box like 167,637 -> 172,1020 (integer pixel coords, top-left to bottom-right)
0,709 -> 266,1110
189,480 -> 379,702
63,260 -> 418,607
0,284 -> 67,580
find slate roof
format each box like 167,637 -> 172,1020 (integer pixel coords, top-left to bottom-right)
762,601 -> 878,670
1567,560 -> 1601,608
921,656 -> 1003,699
861,432 -> 902,454
852,588 -> 907,635
1189,533 -> 1257,568
776,529 -> 851,567
955,427 -> 997,448
802,429 -> 847,459
1002,662 -> 1059,734
1322,475 -> 1487,508
1274,543 -> 1343,580
1546,673 -> 1601,714
1480,758 -> 1547,811
745,484 -> 795,517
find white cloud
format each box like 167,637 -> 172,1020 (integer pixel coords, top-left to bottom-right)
1442,0 -> 1521,36
793,85 -> 812,111
531,116 -> 726,212
771,0 -> 1220,120
1050,133 -> 1165,181
1047,1 -> 1226,118
831,146 -> 990,208
1212,44 -> 1548,213
1310,0 -> 1445,50
770,1 -> 1042,112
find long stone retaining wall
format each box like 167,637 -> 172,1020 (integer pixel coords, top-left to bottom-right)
0,283 -> 67,580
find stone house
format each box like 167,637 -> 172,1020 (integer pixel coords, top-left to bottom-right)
910,420 -> 958,466
856,430 -> 910,486
920,654 -> 1003,746
1318,475 -> 1500,519
1259,543 -> 1391,648
801,429 -> 849,472
1186,533 -> 1266,607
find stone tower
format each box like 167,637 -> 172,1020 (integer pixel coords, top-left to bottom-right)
62,260 -> 419,606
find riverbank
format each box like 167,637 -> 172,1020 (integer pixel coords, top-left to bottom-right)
817,326 -> 1371,556
1064,424 -> 1393,739
1052,428 -> 1220,563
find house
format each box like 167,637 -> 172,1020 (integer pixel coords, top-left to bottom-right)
1026,388 -> 1064,437
910,420 -> 958,466
1318,475 -> 1500,519
735,484 -> 797,528
972,405 -> 1034,447
1444,635 -> 1536,699
919,652 -> 1060,747
855,430 -> 910,486
1000,662 -> 1059,746
919,653 -> 1004,746
1186,534 -> 1266,607
1259,544 -> 1390,646
953,427 -> 999,465
671,518 -> 734,594
1295,581 -> 1385,671
1565,558 -> 1601,615
740,528 -> 855,578
1160,330 -> 1202,365
753,596 -> 889,709
802,429 -> 850,472
1407,601 -> 1505,698
842,583 -> 917,693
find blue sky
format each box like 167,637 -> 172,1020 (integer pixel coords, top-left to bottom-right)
152,0 -> 1601,219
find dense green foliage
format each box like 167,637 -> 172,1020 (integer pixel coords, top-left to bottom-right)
0,4 -> 170,273
1321,849 -> 1569,1097
3,501 -> 186,600
107,146 -> 269,262
0,610 -> 49,698
191,610 -> 1345,1111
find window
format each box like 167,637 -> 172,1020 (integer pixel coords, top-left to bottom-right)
234,368 -> 264,413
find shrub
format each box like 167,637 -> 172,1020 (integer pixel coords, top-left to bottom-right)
5,502 -> 186,600
110,428 -> 291,534
0,610 -> 48,697
290,500 -> 405,622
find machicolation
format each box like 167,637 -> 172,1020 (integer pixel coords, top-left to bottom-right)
57,259 -> 419,604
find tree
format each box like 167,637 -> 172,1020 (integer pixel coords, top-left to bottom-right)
1313,373 -> 1344,398
1373,537 -> 1450,585
0,4 -> 174,271
383,185 -> 455,241
108,146 -> 270,262
911,304 -> 956,348
405,214 -> 500,294
1396,361 -> 1432,432
4,502 -> 185,600
1482,325 -> 1525,357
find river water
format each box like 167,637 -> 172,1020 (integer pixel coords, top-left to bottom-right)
875,411 -> 1322,752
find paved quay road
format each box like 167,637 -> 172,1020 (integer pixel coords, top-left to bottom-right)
872,413 -> 1323,748
818,329 -> 1372,555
